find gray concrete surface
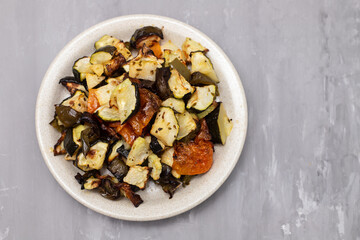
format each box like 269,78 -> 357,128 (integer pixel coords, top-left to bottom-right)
1,0 -> 360,239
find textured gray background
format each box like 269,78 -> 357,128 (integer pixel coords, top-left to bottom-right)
0,0 -> 359,239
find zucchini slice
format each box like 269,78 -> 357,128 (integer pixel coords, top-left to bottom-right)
95,35 -> 120,50
76,141 -> 109,171
85,73 -> 106,90
123,166 -> 150,189
161,40 -> 186,66
93,79 -> 119,106
168,69 -> 194,99
126,137 -> 150,167
186,85 -> 216,111
59,77 -> 87,95
148,153 -> 162,180
73,57 -> 93,82
161,147 -> 174,167
83,176 -> 102,190
107,140 -> 125,162
150,107 -> 179,146
96,106 -> 120,122
190,52 -> 219,83
64,125 -> 88,156
182,37 -> 208,62
109,79 -> 140,124
176,111 -> 198,140
60,90 -> 88,113
205,103 -> 233,144
90,46 -> 117,65
161,98 -> 185,114
197,101 -> 219,119
130,26 -> 163,49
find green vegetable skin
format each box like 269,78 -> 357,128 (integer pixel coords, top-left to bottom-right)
55,105 -> 81,128
81,127 -> 99,156
170,58 -> 191,81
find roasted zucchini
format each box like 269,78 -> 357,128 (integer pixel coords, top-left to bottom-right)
126,137 -> 150,166
190,51 -> 219,83
182,37 -> 208,62
176,111 -> 198,140
205,103 -> 233,144
168,69 -> 194,99
123,166 -> 150,189
60,90 -> 88,113
73,57 -> 92,82
76,141 -> 109,171
110,79 -> 140,124
186,85 -> 216,111
90,46 -> 117,65
161,98 -> 185,114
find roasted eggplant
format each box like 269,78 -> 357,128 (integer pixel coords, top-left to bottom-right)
107,157 -> 129,181
59,76 -> 87,94
130,26 -> 163,49
155,67 -> 172,100
76,141 -> 109,171
123,166 -> 150,189
149,135 -> 165,154
60,90 -> 88,113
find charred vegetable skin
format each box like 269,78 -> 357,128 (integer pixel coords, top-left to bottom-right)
51,26 -> 233,207
130,26 -> 163,49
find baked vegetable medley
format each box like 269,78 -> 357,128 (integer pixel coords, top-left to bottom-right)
50,26 -> 233,207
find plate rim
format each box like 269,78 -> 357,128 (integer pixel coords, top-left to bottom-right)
35,14 -> 248,221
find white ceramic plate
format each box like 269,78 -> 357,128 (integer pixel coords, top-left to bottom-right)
36,15 -> 247,221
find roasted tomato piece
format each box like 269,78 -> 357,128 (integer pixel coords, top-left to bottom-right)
87,89 -> 100,114
173,140 -> 213,175
128,88 -> 161,135
195,119 -> 212,142
117,123 -> 138,146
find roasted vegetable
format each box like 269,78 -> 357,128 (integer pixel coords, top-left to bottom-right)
176,111 -> 198,140
73,57 -> 92,82
53,131 -> 67,155
162,40 -> 186,66
186,85 -> 216,111
205,103 -> 233,144
155,67 -> 172,100
104,54 -> 126,77
127,88 -> 161,135
168,69 -> 194,99
197,101 -> 219,119
161,147 -> 174,167
123,166 -> 150,189
107,140 -> 125,162
93,78 -> 120,106
81,127 -> 100,156
150,107 -> 179,147
86,73 -> 106,90
118,182 -> 143,207
161,98 -> 185,114
55,105 -> 82,128
128,46 -> 163,81
110,79 -> 140,124
170,58 -> 191,81
172,140 -> 213,175
95,35 -> 120,50
90,46 -> 117,65
190,51 -> 219,83
182,37 -> 208,62
76,141 -> 109,171
149,135 -> 165,154
126,137 -> 150,166
60,90 -> 88,113
190,72 -> 217,87
130,26 -> 163,49
155,165 -> 181,198
107,157 -> 129,181
96,106 -> 121,122
148,153 -> 162,180
50,117 -> 65,132
59,76 -> 87,94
